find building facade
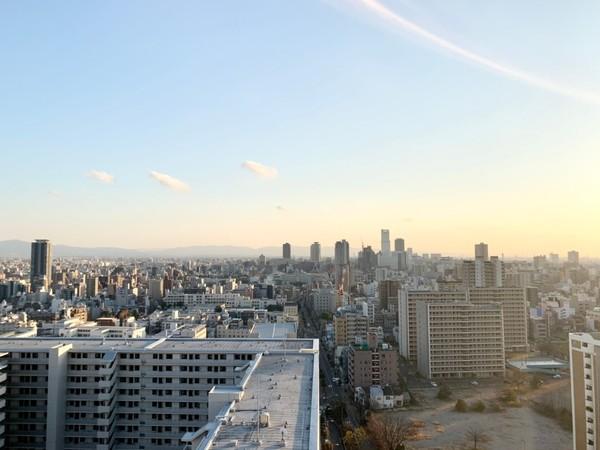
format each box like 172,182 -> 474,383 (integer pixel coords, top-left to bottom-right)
416,301 -> 505,379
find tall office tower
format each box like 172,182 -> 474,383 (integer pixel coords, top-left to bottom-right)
310,242 -> 321,263
416,301 -> 505,379
467,287 -> 528,353
475,242 -> 489,261
394,238 -> 405,252
569,333 -> 600,450
569,250 -> 580,266
86,276 -> 99,298
381,229 -> 391,254
334,240 -> 351,293
0,337 -> 320,450
282,242 -> 291,260
398,289 -> 467,362
30,239 -> 52,292
149,278 -> 164,300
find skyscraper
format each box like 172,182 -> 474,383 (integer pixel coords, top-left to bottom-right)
310,242 -> 321,263
282,242 -> 291,260
475,242 -> 489,261
30,239 -> 52,292
394,238 -> 405,252
334,240 -> 350,293
381,229 -> 390,255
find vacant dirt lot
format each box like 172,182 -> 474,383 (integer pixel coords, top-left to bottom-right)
383,378 -> 572,450
388,406 -> 572,450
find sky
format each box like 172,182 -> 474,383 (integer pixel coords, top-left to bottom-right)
1,0 -> 600,257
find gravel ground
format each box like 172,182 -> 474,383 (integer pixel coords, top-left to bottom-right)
388,405 -> 572,450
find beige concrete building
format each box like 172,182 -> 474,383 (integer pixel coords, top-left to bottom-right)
570,332 -> 600,450
459,257 -> 504,288
398,290 -> 466,362
467,287 -> 528,353
333,312 -> 369,347
416,301 -> 505,379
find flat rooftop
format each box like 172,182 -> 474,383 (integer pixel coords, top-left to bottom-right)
208,353 -> 316,449
0,337 -> 317,353
508,357 -> 569,371
254,322 -> 297,339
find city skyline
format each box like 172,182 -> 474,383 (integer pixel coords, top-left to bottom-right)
2,1 -> 600,255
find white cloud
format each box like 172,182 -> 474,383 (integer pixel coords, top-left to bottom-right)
354,0 -> 600,105
149,170 -> 190,192
242,160 -> 278,179
87,170 -> 114,184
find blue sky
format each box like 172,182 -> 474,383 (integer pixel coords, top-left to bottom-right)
1,0 -> 599,256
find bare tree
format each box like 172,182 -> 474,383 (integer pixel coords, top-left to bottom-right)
464,427 -> 492,450
367,415 -> 412,450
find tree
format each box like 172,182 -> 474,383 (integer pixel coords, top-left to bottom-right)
437,384 -> 452,400
464,427 -> 492,450
343,427 -> 368,450
470,400 -> 486,412
367,415 -> 412,450
454,399 -> 468,412
529,374 -> 543,390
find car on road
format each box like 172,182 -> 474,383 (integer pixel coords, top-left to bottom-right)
471,381 -> 479,386
431,382 -> 438,387
553,374 -> 561,379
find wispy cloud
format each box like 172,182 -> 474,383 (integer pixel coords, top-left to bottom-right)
350,0 -> 600,105
149,170 -> 190,192
87,170 -> 114,184
242,160 -> 278,179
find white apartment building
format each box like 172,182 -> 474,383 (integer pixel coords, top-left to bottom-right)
0,337 -> 320,450
570,333 -> 600,450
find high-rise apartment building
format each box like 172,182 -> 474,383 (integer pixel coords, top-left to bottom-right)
378,280 -> 400,311
0,337 -> 320,450
310,242 -> 321,263
30,239 -> 52,292
334,311 -> 369,347
381,229 -> 390,255
467,287 -> 528,353
459,256 -> 504,288
475,242 -> 489,260
398,290 -> 466,362
416,301 -> 505,379
569,333 -> 600,450
348,343 -> 400,390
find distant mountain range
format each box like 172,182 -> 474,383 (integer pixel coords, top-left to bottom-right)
0,240 -> 357,259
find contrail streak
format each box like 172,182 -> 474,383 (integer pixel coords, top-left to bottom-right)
355,0 -> 600,105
